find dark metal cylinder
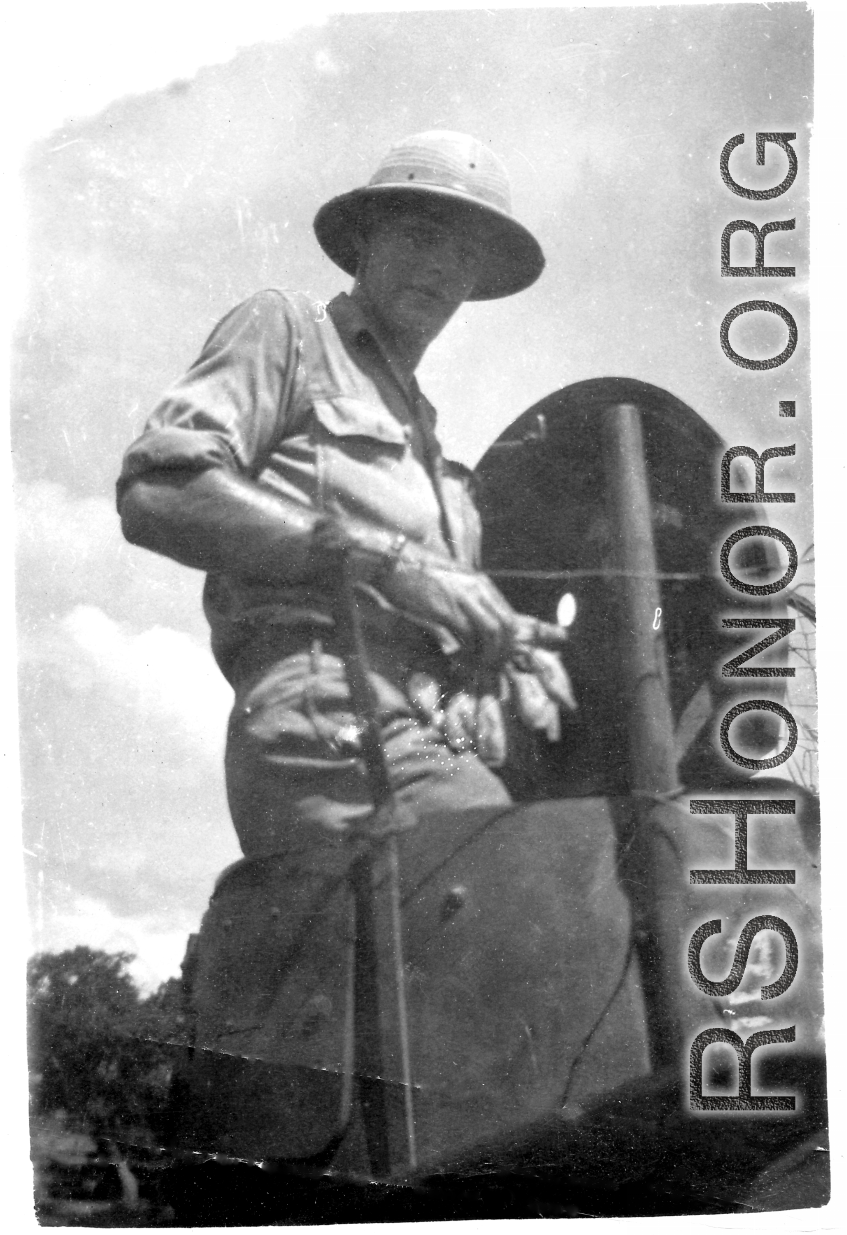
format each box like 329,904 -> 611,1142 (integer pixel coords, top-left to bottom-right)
601,403 -> 684,1071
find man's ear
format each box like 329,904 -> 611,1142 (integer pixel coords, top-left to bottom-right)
350,236 -> 368,285
351,226 -> 368,260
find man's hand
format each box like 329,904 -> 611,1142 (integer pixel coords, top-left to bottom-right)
380,540 -> 567,665
119,479 -> 566,669
318,510 -> 568,664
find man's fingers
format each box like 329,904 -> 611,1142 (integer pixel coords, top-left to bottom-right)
393,561 -> 551,663
453,580 -> 520,662
533,620 -> 569,647
511,614 -> 569,648
470,603 -> 567,663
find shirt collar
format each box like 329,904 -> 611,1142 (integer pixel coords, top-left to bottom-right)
326,293 -> 437,428
327,292 -> 380,353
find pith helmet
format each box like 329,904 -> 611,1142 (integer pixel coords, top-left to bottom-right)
313,130 -> 545,299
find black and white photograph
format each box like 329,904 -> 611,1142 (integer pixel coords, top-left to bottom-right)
11,0 -> 836,1225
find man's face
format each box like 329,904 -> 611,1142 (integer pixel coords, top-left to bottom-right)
353,200 -> 485,348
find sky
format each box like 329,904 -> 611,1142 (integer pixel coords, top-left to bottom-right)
9,0 -> 826,996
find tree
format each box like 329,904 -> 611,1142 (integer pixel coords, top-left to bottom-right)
28,947 -> 160,1132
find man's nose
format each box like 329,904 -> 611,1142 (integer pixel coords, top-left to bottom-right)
423,239 -> 472,279
420,239 -> 453,270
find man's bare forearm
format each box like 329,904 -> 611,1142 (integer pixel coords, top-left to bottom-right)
119,468 -> 323,583
119,466 -> 414,586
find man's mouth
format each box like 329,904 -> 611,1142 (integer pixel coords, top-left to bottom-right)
408,285 -> 447,303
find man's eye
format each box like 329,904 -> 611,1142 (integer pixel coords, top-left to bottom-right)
399,220 -> 437,242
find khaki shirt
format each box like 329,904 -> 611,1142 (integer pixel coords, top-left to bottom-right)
118,290 -> 482,679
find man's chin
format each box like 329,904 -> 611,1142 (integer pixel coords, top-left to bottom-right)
399,299 -> 455,337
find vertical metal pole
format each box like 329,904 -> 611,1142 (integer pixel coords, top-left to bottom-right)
601,403 -> 684,1071
335,558 -> 417,1173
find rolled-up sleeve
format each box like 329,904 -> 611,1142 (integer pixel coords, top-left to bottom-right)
117,290 -> 300,502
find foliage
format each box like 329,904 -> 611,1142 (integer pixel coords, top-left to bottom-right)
27,946 -> 189,1139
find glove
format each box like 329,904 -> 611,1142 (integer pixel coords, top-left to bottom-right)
407,647 -> 575,766
406,671 -> 508,767
444,689 -> 508,767
505,646 -> 578,742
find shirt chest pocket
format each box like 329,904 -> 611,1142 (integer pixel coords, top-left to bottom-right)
309,395 -> 418,505
310,396 -> 410,450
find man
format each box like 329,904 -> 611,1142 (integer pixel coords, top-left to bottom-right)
117,131 -> 577,1174
118,130 -> 572,856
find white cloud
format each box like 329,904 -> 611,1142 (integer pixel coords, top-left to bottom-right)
60,604 -> 231,752
33,894 -> 191,993
16,481 -> 118,568
16,480 -> 209,640
16,478 -> 240,976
